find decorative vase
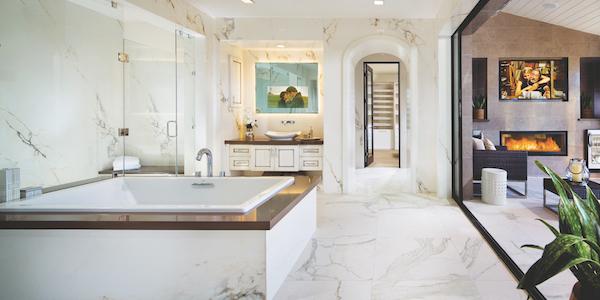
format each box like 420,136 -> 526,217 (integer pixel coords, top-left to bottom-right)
473,108 -> 485,120
566,158 -> 589,185
245,126 -> 254,141
582,108 -> 594,119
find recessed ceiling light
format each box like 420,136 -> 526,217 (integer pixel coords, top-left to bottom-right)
374,0 -> 384,5
542,2 -> 559,10
241,0 -> 255,4
276,44 -> 285,48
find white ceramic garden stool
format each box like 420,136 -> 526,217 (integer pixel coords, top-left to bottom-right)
481,168 -> 507,205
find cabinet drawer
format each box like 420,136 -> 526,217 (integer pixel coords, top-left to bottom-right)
299,145 -> 322,157
229,145 -> 251,157
229,158 -> 251,170
300,157 -> 322,171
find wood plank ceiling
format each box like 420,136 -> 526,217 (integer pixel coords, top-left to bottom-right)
503,0 -> 600,36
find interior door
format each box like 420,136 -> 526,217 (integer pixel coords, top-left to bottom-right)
364,64 -> 374,167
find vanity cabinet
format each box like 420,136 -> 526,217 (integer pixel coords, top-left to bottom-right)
226,141 -> 323,172
251,145 -> 299,171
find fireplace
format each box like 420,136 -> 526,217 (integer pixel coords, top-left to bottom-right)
500,131 -> 568,156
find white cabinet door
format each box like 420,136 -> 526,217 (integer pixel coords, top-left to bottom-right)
252,146 -> 275,171
275,146 -> 299,171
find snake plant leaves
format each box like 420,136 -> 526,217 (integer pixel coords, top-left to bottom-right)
536,218 -> 559,237
521,244 -> 544,251
535,161 -> 583,237
518,234 -> 600,289
573,193 -> 599,261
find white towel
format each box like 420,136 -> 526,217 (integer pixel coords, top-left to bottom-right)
113,156 -> 141,171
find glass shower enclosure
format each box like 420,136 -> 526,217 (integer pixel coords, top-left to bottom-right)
0,0 -> 200,188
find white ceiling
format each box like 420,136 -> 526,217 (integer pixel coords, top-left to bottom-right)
368,63 -> 399,74
503,0 -> 600,36
225,40 -> 323,50
190,0 -> 446,18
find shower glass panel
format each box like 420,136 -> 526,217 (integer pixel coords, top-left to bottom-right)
176,31 -> 198,176
121,3 -> 189,176
1,0 -> 198,189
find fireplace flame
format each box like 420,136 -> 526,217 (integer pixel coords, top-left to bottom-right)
505,136 -> 561,152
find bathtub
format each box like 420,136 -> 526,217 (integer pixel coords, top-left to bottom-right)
0,176 -> 294,213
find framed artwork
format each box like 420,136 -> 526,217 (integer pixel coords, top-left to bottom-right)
229,56 -> 242,107
255,63 -> 318,114
499,58 -> 568,101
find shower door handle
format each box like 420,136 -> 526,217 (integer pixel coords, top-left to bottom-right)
167,121 -> 177,137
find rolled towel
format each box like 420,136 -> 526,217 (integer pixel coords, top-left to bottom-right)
113,156 -> 141,171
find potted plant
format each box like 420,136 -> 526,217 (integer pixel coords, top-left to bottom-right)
518,161 -> 600,299
581,94 -> 594,119
473,95 -> 486,120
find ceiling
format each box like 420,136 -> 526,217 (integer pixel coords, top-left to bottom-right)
368,63 -> 399,74
502,0 -> 600,36
225,40 -> 323,50
189,0 -> 446,18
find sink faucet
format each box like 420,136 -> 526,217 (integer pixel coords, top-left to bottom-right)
196,148 -> 213,177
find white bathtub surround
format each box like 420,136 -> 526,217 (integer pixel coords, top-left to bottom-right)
275,169 -> 526,299
0,176 -> 294,214
0,187 -> 316,300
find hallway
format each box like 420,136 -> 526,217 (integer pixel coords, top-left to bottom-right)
275,169 -> 526,299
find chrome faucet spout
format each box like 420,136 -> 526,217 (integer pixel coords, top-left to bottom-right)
196,148 -> 213,177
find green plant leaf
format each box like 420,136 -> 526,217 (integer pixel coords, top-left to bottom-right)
521,244 -> 544,250
536,218 -> 559,237
535,160 -> 583,236
518,234 -> 597,289
573,193 -> 600,261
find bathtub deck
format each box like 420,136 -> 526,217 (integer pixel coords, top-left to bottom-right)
0,176 -> 320,230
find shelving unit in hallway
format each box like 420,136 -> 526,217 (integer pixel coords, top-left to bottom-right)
372,82 -> 395,130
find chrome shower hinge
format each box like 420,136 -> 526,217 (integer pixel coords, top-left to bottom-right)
111,0 -> 118,8
118,52 -> 129,63
118,128 -> 129,136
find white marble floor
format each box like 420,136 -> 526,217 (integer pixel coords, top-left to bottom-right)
275,168 -> 527,300
465,177 -> 576,300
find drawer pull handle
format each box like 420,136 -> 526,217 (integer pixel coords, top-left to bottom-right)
233,148 -> 249,153
234,160 -> 249,166
303,161 -> 319,167
303,149 -> 319,154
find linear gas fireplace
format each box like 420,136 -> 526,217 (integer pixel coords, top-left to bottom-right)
500,131 -> 568,156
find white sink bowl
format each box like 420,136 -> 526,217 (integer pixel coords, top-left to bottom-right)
265,131 -> 302,141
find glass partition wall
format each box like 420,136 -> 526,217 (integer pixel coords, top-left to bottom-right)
451,0 -> 600,299
0,0 -> 199,189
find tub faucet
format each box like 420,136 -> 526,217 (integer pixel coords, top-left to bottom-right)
196,148 -> 213,177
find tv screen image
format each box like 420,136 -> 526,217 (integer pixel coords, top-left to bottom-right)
499,59 -> 568,101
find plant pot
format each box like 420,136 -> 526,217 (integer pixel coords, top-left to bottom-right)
570,282 -> 599,300
582,108 -> 594,119
473,108 -> 485,120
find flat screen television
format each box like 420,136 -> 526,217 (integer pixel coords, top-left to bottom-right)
499,58 -> 568,101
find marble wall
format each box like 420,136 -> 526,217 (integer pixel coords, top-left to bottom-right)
462,13 -> 600,192
0,0 -> 124,188
0,0 -> 208,188
213,17 -> 445,193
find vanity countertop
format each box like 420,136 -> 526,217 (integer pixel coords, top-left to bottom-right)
0,176 -> 320,231
225,138 -> 323,145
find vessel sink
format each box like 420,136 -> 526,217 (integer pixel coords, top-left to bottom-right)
264,131 -> 302,141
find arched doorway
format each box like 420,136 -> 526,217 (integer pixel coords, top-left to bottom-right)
340,35 -> 419,193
